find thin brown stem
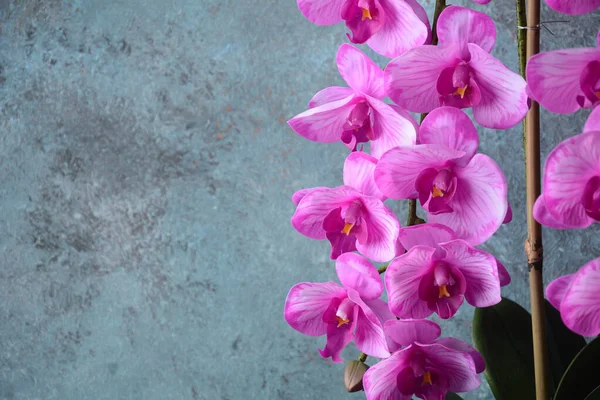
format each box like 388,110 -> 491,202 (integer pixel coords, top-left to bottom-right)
524,0 -> 551,396
430,0 -> 447,45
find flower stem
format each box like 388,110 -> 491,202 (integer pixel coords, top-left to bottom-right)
522,0 -> 551,396
431,0 -> 447,45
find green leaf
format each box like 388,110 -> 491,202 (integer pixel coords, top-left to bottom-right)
555,337 -> 600,400
472,298 -> 536,400
544,299 -> 586,378
445,393 -> 464,400
585,386 -> 600,400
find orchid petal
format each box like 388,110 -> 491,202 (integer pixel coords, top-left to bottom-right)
560,258 -> 600,336
545,0 -> 600,15
495,258 -> 511,287
374,144 -> 465,200
292,187 -> 328,206
468,44 -> 528,129
546,274 -> 575,311
366,96 -> 418,159
348,289 -> 390,358
336,252 -> 383,299
386,246 -> 436,319
397,223 -> 457,250
308,86 -> 355,109
357,196 -> 401,262
419,343 -> 481,392
533,195 -> 581,229
337,44 -> 385,99
297,0 -> 346,25
319,313 -> 356,362
437,6 -> 496,56
429,154 -> 507,245
343,152 -> 386,200
363,350 -> 413,400
284,282 -> 347,336
365,298 -> 396,325
584,106 -> 600,133
385,45 -> 458,113
526,48 -> 600,113
419,107 -> 479,166
384,319 -> 442,349
435,337 -> 485,374
403,0 -> 432,44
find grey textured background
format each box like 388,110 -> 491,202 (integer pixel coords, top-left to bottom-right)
0,0 -> 598,399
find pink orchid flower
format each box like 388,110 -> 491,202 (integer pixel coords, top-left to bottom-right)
527,32 -> 600,113
547,257 -> 600,336
385,223 -> 503,320
545,0 -> 600,14
288,45 -> 417,158
284,253 -> 394,362
364,321 -> 482,400
385,6 -> 528,129
292,151 -> 400,261
296,0 -> 430,58
375,107 -> 508,245
533,128 -> 600,229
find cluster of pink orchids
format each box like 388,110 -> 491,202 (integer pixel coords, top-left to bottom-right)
284,0 -> 600,398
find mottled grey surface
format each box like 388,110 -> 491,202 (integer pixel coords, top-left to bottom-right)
0,0 -> 598,399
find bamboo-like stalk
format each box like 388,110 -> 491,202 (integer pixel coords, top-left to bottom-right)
522,0 -> 551,396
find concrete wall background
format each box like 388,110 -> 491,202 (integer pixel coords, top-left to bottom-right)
0,0 -> 597,398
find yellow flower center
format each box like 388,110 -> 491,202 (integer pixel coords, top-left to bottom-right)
341,222 -> 355,235
361,8 -> 372,20
438,284 -> 451,298
432,185 -> 444,198
455,85 -> 468,99
336,316 -> 350,328
422,371 -> 433,386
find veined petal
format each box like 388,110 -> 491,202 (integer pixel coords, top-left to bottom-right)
397,223 -> 457,251
288,94 -> 358,143
366,0 -> 429,58
292,186 -> 360,239
374,144 -> 465,200
546,274 -> 575,311
438,240 -> 501,307
419,107 -> 479,166
435,337 -> 485,374
386,246 -> 436,319
429,154 -> 507,245
363,350 -> 413,400
584,106 -> 600,132
365,96 -> 418,159
419,343 -> 481,392
436,6 -> 496,56
357,195 -> 401,262
337,44 -> 385,99
319,312 -> 356,362
348,289 -> 390,358
308,86 -> 355,108
403,0 -> 432,44
365,298 -> 396,325
343,152 -> 385,200
284,282 -> 347,336
533,194 -> 584,229
526,48 -> 600,113
385,45 -> 458,113
468,44 -> 528,129
543,131 -> 600,228
494,258 -> 511,287
560,258 -> 600,336
336,252 -> 383,299
297,0 -> 346,25
384,319 -> 441,349
292,187 -> 328,206
545,0 -> 600,14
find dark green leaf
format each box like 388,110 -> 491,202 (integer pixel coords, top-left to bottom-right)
472,298 -> 536,400
555,337 -> 600,400
585,386 -> 600,400
445,393 -> 464,400
544,299 -> 586,379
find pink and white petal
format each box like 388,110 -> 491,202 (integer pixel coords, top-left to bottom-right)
297,0 -> 346,25
389,104 -> 420,135
374,144 -> 465,200
288,94 -> 358,143
545,0 -> 600,15
469,44 -> 528,129
526,48 -> 600,113
398,223 -> 457,251
292,187 -> 328,206
495,258 -> 511,287
436,6 -> 496,56
366,96 -> 418,159
337,44 -> 385,99
429,154 -> 507,245
546,274 -> 575,311
357,196 -> 401,262
385,45 -> 458,113
435,337 -> 485,374
419,107 -> 479,166
560,258 -> 600,336
438,240 -> 501,307
503,202 -> 513,224
336,252 -> 383,299
319,318 -> 355,362
343,151 -> 385,200
363,350 -> 413,400
292,186 -> 360,239
347,289 -> 390,358
584,106 -> 600,132
543,131 -> 600,227
366,0 -> 429,58
365,298 -> 396,325
384,319 -> 442,348
403,0 -> 432,44
419,343 -> 481,392
308,86 -> 355,108
386,246 -> 436,319
284,282 -> 347,336
533,195 -> 585,229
